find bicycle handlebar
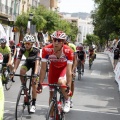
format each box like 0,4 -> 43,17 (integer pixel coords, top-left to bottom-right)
13,74 -> 31,78
41,83 -> 68,88
0,62 -> 7,65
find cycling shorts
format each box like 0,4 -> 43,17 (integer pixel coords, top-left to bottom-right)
48,65 -> 66,90
21,62 -> 35,74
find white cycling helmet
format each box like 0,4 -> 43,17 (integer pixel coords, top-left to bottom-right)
92,44 -> 96,49
0,38 -> 7,43
23,34 -> 35,43
51,31 -> 67,40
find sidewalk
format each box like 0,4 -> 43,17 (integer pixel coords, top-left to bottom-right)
104,50 -> 114,68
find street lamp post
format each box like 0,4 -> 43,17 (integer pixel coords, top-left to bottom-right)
27,13 -> 33,34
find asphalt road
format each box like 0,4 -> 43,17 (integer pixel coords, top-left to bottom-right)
3,53 -> 120,120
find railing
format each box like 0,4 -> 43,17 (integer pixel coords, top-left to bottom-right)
0,3 -> 13,16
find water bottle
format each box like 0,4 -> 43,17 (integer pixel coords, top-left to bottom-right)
4,70 -> 8,78
57,101 -> 62,114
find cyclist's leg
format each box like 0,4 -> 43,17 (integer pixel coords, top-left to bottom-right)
58,77 -> 70,113
81,60 -> 85,72
2,58 -> 8,82
30,63 -> 38,113
48,69 -> 59,118
20,62 -> 29,83
57,67 -> 71,113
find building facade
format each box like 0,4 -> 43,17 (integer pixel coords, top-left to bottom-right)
78,18 -> 94,43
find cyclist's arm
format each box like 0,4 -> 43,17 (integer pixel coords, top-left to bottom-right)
13,47 -> 17,57
66,63 -> 73,89
84,51 -> 86,60
39,47 -> 47,83
13,48 -> 23,72
72,53 -> 77,72
34,50 -> 40,74
8,53 -> 12,64
13,59 -> 21,72
39,61 -> 47,83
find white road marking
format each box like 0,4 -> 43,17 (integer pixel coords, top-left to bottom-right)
91,70 -> 100,76
109,72 -> 115,77
4,101 -> 120,116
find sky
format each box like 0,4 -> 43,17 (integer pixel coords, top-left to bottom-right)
59,0 -> 95,13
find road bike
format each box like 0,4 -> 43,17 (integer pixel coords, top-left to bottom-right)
77,60 -> 83,80
89,55 -> 93,70
0,62 -> 12,90
42,83 -> 68,120
14,74 -> 33,120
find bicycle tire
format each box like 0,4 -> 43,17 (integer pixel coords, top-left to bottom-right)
27,93 -> 31,114
46,101 -> 57,120
89,58 -> 92,70
15,87 -> 25,120
5,77 -> 12,90
59,96 -> 65,120
77,65 -> 81,80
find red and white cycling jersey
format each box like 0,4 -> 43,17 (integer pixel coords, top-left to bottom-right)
42,44 -> 74,68
41,44 -> 74,84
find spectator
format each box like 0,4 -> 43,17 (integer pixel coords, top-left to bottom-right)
113,45 -> 120,69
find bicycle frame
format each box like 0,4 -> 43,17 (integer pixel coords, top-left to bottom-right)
42,83 -> 67,120
77,60 -> 82,80
15,74 -> 33,120
0,62 -> 12,90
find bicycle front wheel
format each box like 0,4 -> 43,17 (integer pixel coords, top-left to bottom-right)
46,101 -> 57,120
89,58 -> 93,70
5,77 -> 12,90
15,87 -> 25,120
77,66 -> 81,80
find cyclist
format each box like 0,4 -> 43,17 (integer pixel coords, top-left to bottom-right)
9,40 -> 17,64
76,44 -> 86,73
64,38 -> 77,108
0,53 -> 4,120
89,45 -> 95,60
37,31 -> 73,117
11,34 -> 40,113
0,38 -> 13,82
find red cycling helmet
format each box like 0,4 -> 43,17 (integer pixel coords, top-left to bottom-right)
51,31 -> 67,40
9,40 -> 14,44
76,45 -> 83,51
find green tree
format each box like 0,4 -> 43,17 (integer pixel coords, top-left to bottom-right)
15,5 -> 78,42
92,0 -> 120,46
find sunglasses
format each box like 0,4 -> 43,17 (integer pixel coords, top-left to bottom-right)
24,42 -> 32,45
53,39 -> 64,43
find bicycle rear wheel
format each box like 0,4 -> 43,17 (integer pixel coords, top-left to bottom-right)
15,87 -> 25,120
46,101 -> 57,120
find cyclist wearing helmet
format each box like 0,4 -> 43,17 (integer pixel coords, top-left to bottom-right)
76,44 -> 86,73
12,34 -> 40,113
9,40 -> 17,65
89,45 -> 95,59
37,31 -> 73,117
64,37 -> 77,108
0,38 -> 14,82
0,38 -> 12,65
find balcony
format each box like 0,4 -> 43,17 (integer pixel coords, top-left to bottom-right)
0,3 -> 13,17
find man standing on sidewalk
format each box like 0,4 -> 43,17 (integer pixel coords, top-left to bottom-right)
113,45 -> 120,69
